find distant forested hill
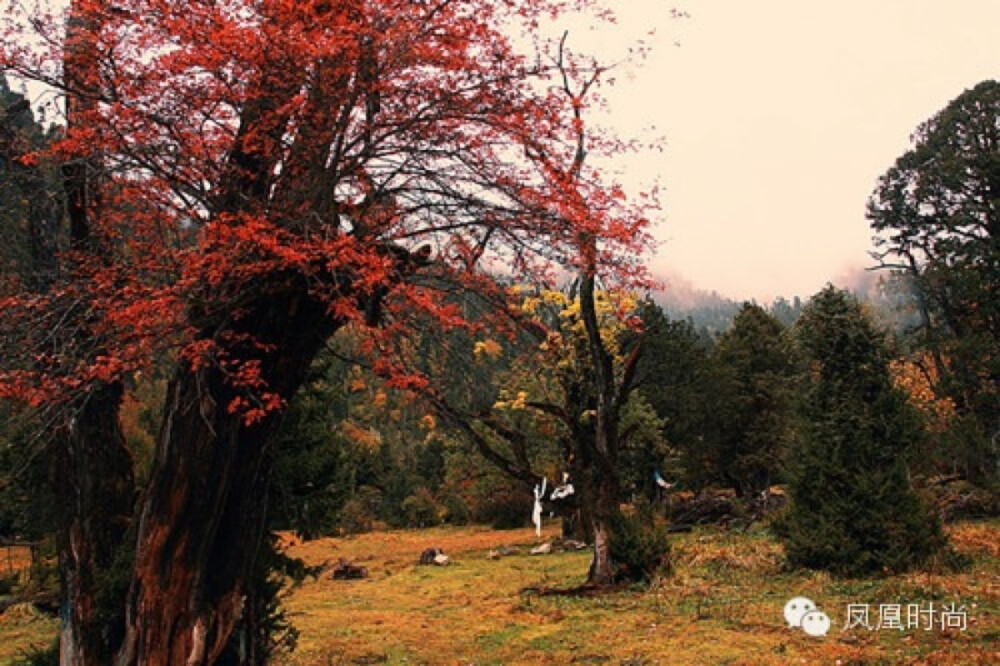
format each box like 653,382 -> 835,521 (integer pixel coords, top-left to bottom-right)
650,272 -> 742,335
649,268 -> 918,337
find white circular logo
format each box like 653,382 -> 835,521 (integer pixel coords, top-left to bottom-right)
801,610 -> 832,637
783,596 -> 816,628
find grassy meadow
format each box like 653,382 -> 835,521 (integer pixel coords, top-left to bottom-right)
276,521 -> 999,665
0,521 -> 997,665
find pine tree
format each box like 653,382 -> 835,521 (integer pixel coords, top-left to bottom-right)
780,286 -> 944,577
634,300 -> 717,491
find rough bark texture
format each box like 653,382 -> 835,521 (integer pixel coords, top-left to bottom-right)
589,522 -> 613,585
583,470 -> 621,586
53,385 -> 136,666
56,4 -> 139,661
578,271 -> 626,586
117,279 -> 337,666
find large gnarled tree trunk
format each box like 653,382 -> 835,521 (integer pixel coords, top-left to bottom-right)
53,386 -> 135,666
117,279 -> 337,665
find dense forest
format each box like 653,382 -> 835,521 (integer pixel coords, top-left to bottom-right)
0,2 -> 997,664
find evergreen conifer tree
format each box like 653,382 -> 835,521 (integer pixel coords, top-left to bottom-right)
711,303 -> 800,498
780,286 -> 944,576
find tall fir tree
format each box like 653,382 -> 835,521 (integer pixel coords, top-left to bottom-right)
780,286 -> 944,577
711,303 -> 800,498
633,300 -> 716,491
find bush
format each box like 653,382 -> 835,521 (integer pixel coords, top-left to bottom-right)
217,533 -> 319,665
401,487 -> 444,528
441,492 -> 471,525
474,487 -> 532,530
918,478 -> 1000,522
608,500 -> 671,584
11,640 -> 58,666
338,486 -> 383,535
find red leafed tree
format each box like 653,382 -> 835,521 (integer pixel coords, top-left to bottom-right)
1,1 -> 655,664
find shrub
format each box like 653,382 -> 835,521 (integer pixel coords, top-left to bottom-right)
608,500 -> 671,584
12,640 -> 58,666
474,486 -> 533,530
217,533 -> 320,665
401,487 -> 444,528
441,492 -> 471,525
338,486 -> 383,535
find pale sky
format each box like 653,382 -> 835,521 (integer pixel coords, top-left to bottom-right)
563,0 -> 1000,303
13,2 -> 998,303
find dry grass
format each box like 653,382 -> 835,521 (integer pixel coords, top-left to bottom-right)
0,603 -> 58,664
0,522 -> 997,665
277,521 -> 1000,665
